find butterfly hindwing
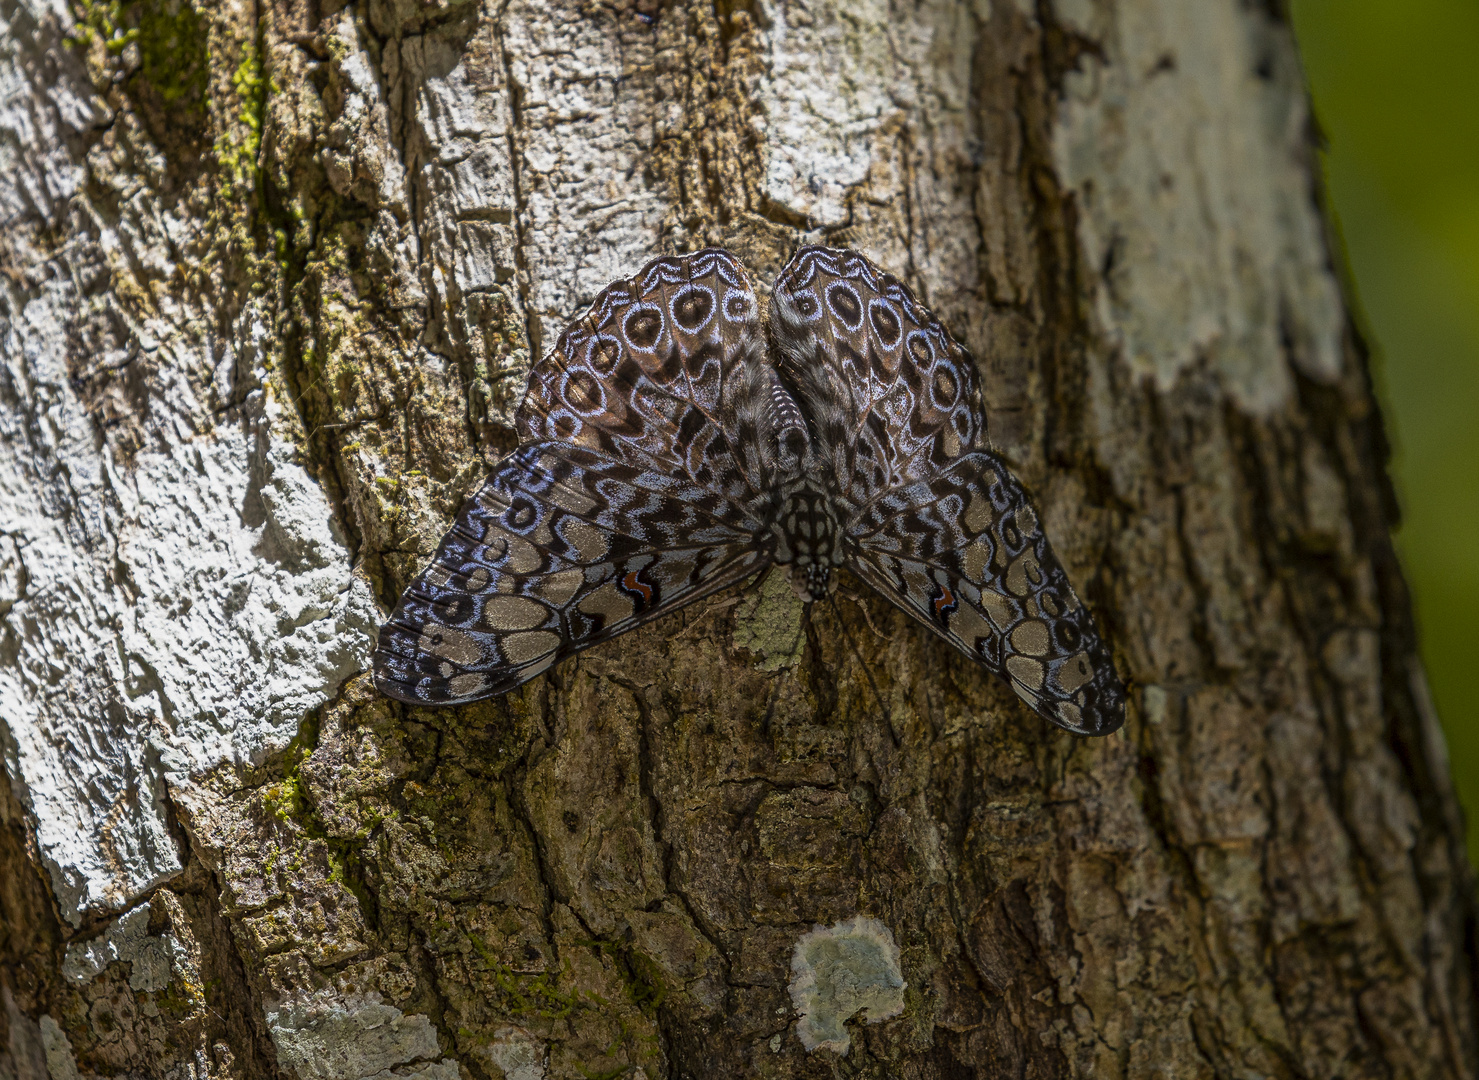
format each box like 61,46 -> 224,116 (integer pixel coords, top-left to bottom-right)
373,443 -> 766,704
848,452 -> 1124,735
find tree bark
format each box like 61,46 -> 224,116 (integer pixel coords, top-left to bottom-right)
1,0 -> 1474,1076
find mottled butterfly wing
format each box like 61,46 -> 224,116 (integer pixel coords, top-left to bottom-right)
373,444 -> 766,704
849,452 -> 1124,734
768,245 -> 1123,734
769,246 -> 985,513
517,248 -> 771,512
377,244 -> 1124,733
377,248 -> 781,705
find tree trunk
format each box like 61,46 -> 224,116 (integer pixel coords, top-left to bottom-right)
1,0 -> 1474,1076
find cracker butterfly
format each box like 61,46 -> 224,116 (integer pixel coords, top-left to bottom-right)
373,248 -> 1125,735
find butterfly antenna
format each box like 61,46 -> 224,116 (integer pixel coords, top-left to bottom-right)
827,593 -> 895,742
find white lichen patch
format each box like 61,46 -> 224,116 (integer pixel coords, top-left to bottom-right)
788,915 -> 906,1053
266,997 -> 453,1080
0,389 -> 378,925
116,407 -> 379,776
62,900 -> 179,992
754,0 -> 976,231
39,1015 -> 82,1080
1052,0 -> 1344,413
477,1025 -> 547,1080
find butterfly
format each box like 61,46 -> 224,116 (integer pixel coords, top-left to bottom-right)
372,247 -> 1126,736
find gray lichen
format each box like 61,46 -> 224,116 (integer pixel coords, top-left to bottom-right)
788,915 -> 906,1053
732,566 -> 806,672
61,901 -> 178,992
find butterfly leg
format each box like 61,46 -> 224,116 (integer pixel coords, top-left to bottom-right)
837,588 -> 891,642
673,595 -> 745,641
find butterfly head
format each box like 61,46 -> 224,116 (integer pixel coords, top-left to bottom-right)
789,561 -> 836,602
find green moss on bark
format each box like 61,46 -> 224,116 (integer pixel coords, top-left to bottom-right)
68,0 -> 211,175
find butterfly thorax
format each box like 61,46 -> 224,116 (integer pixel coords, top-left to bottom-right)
769,486 -> 846,601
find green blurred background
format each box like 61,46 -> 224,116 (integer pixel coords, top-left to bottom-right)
1290,1 -> 1479,863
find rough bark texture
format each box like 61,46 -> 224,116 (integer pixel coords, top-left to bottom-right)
1,0 -> 1475,1077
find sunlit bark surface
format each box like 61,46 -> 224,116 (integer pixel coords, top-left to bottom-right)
1,0 -> 1474,1076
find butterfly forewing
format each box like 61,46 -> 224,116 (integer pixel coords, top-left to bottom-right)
516,248 -> 768,505
374,443 -> 765,704
770,246 -> 986,512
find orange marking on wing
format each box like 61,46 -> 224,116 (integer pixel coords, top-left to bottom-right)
933,586 -> 956,619
622,570 -> 654,605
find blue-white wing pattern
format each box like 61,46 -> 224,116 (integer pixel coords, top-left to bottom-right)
374,444 -> 765,704
848,452 -> 1123,736
516,248 -> 768,507
769,246 -> 985,514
